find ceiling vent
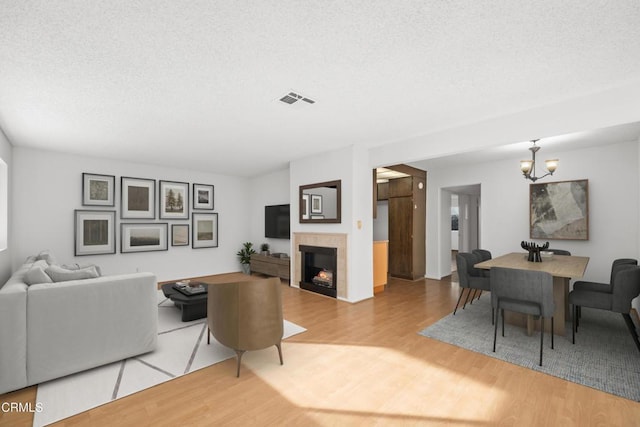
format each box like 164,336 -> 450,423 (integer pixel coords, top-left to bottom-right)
279,91 -> 315,105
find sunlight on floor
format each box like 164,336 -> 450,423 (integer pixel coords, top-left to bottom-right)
243,342 -> 506,425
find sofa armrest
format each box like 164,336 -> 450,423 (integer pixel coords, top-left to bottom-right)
26,273 -> 158,386
0,283 -> 28,394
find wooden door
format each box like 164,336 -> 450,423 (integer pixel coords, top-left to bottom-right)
389,196 -> 413,278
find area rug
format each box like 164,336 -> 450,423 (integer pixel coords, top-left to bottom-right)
33,290 -> 306,426
419,294 -> 640,401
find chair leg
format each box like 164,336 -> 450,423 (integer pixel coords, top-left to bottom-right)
491,308 -> 494,326
476,290 -> 482,301
539,317 -> 544,366
453,288 -> 467,315
501,309 -> 505,337
235,350 -> 245,378
493,307 -> 499,352
622,313 -> 640,353
207,327 -> 210,345
576,305 -> 580,329
462,288 -> 473,309
468,289 -> 478,305
550,317 -> 554,350
275,342 -> 284,365
572,305 -> 576,344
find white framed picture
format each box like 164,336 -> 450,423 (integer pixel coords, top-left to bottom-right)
160,180 -> 189,219
74,210 -> 116,256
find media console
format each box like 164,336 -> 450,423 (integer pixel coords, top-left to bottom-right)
250,253 -> 290,281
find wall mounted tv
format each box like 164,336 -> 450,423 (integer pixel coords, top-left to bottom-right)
265,204 -> 290,239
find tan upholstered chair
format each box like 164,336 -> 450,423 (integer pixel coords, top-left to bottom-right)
207,277 -> 284,377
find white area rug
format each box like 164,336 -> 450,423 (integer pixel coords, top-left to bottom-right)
33,290 -> 306,426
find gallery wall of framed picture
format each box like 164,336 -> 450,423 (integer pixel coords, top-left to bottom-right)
75,172 -> 217,255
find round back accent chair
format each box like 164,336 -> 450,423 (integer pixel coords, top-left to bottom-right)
207,277 -> 284,377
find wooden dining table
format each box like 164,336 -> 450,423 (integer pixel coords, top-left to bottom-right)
475,252 -> 590,336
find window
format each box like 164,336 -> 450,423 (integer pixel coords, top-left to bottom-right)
0,158 -> 7,251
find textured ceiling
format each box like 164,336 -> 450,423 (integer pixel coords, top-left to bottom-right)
1,1 -> 640,177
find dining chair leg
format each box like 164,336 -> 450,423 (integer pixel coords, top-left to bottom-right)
539,318 -> 544,366
572,305 -> 576,345
462,288 -> 473,309
207,327 -> 210,345
476,290 -> 482,301
275,342 -> 284,365
468,289 -> 478,305
453,288 -> 467,315
493,307 -> 499,352
491,308 -> 494,326
550,317 -> 554,349
235,350 -> 246,378
622,313 -> 640,352
501,309 -> 505,337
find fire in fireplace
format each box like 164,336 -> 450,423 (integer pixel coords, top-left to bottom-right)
299,245 -> 337,298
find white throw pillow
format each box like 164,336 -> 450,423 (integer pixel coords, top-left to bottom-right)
45,265 -> 99,282
24,264 -> 54,286
36,250 -> 58,266
61,263 -> 103,276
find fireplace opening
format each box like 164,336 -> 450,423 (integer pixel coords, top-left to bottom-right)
299,245 -> 337,298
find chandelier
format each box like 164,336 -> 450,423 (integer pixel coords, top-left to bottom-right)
520,139 -> 558,182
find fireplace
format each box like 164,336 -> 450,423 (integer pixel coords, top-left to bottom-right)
299,245 -> 337,298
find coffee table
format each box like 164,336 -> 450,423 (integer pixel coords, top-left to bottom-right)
161,282 -> 208,321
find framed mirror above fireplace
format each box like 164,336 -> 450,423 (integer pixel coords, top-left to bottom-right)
299,180 -> 341,223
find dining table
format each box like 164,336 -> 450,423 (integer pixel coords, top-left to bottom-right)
475,252 -> 590,336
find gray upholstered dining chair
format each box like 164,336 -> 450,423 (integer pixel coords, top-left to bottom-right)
454,252 -> 492,322
207,277 -> 284,377
547,249 -> 571,256
472,249 -> 492,278
490,267 -> 554,366
572,258 -> 637,322
569,264 -> 640,352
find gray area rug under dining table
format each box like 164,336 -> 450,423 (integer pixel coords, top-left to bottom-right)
419,294 -> 640,401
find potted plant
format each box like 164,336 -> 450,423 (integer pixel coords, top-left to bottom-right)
236,242 -> 256,274
260,243 -> 270,256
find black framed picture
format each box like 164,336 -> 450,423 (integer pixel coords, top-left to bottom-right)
193,183 -> 214,210
121,177 -> 156,219
121,223 -> 168,253
311,194 -> 323,214
192,213 -> 218,248
171,224 -> 190,246
74,210 -> 116,256
160,180 -> 189,219
82,173 -> 115,207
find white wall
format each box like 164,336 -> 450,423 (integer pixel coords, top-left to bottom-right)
420,140 -> 639,285
11,147 -> 251,281
0,129 -> 12,284
249,167 -> 291,255
290,145 -> 373,303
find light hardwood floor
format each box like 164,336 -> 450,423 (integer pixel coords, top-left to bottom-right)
1,275 -> 639,426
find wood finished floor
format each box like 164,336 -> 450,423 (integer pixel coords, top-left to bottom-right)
1,275 -> 639,426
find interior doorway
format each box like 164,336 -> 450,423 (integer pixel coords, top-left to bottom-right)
443,184 -> 481,276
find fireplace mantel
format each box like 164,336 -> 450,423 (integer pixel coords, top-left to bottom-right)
293,232 -> 347,299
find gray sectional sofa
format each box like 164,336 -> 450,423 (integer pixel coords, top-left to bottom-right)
0,254 -> 158,395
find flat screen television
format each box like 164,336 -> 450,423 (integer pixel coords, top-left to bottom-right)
265,204 -> 290,239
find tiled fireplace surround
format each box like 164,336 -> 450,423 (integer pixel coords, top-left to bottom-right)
293,232 -> 348,300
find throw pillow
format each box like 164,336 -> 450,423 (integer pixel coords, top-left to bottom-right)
61,263 -> 103,276
24,264 -> 54,286
36,250 -> 58,266
45,265 -> 99,283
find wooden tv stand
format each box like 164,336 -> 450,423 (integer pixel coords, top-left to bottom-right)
250,253 -> 290,281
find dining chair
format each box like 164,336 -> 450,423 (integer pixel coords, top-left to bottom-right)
490,267 -> 554,366
547,249 -> 571,255
572,258 -> 637,323
569,264 -> 640,352
471,249 -> 492,300
454,252 -> 492,323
